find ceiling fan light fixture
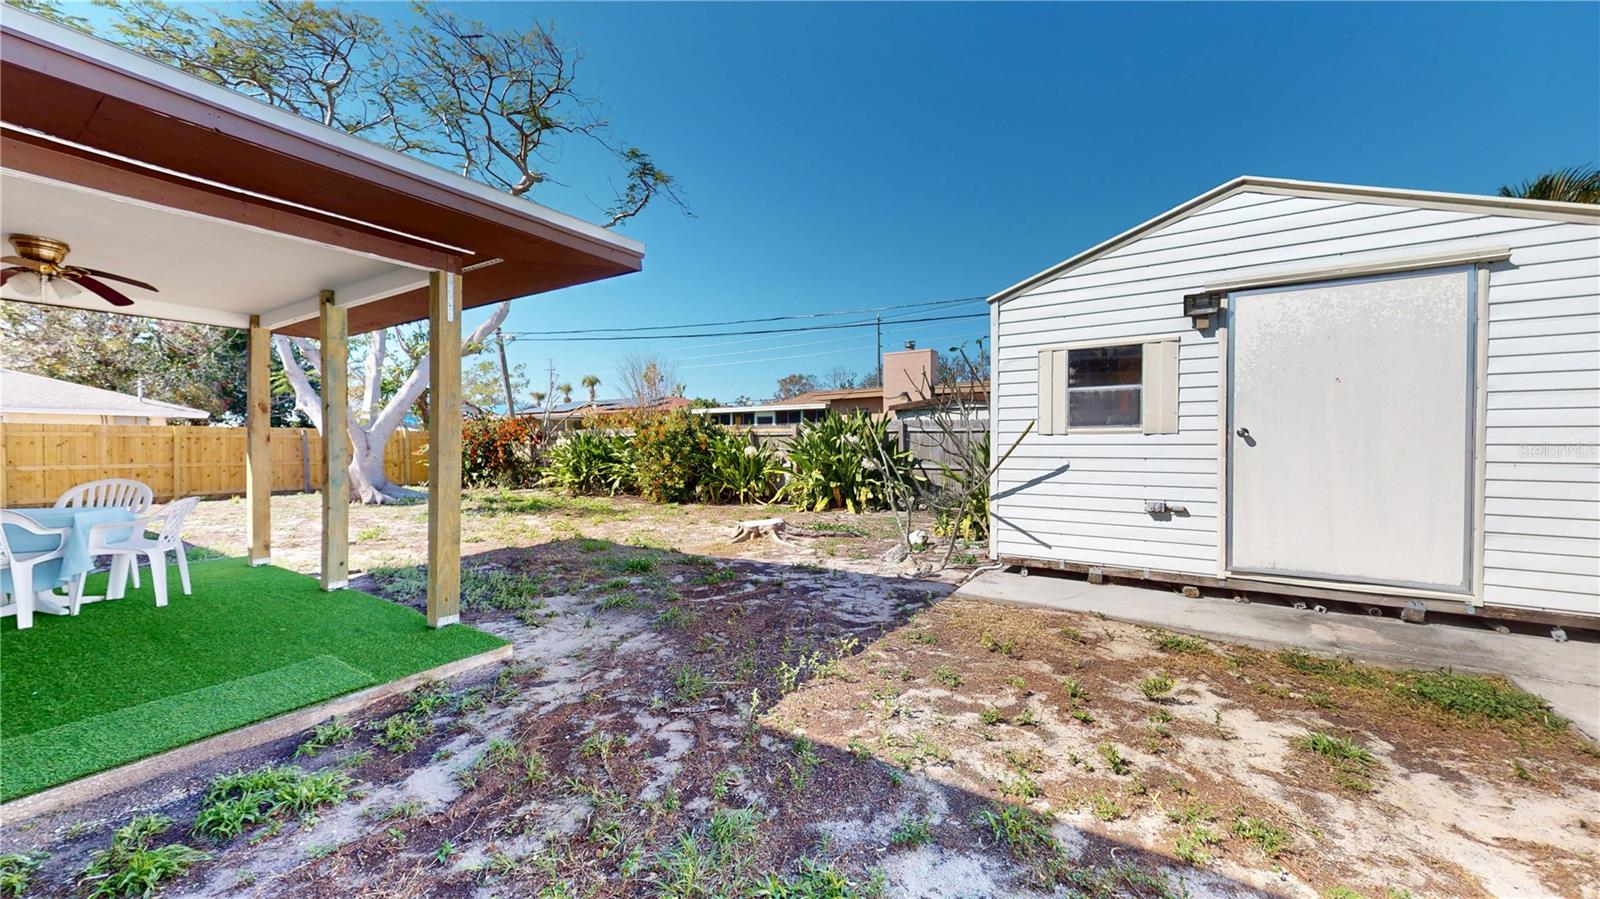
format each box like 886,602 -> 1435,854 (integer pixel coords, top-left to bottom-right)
50,278 -> 82,301
5,270 -> 41,299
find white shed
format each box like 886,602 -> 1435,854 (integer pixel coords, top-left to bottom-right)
987,177 -> 1599,628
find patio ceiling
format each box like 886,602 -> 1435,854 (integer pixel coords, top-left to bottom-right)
0,7 -> 645,335
0,170 -> 425,330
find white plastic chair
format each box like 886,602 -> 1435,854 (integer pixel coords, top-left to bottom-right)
81,496 -> 202,608
1,511 -> 85,629
56,478 -> 156,588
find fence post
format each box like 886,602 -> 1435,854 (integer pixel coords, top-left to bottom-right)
171,426 -> 182,501
300,429 -> 312,493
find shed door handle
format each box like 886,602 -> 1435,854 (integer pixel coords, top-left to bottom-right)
1235,427 -> 1250,438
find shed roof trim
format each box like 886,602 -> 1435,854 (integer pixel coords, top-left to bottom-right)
987,176 -> 1600,306
0,368 -> 210,419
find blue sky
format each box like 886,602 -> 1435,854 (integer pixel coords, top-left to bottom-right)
88,2 -> 1600,402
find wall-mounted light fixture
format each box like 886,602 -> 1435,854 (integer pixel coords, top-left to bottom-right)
1183,291 -> 1223,330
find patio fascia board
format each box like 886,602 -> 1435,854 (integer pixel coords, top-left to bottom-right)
0,13 -> 645,271
1,133 -> 462,274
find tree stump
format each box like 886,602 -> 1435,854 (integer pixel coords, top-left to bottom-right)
731,517 -> 788,544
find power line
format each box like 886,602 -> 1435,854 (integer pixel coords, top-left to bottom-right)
678,326 -> 986,371
505,295 -> 984,337
503,310 -> 987,342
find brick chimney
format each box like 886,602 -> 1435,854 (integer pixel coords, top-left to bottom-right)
881,340 -> 937,411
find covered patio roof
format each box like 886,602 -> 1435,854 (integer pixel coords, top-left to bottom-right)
0,5 -> 646,630
0,7 -> 644,334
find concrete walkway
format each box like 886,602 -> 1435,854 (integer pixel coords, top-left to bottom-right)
955,569 -> 1600,741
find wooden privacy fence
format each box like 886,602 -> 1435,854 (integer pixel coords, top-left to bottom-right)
0,424 -> 428,507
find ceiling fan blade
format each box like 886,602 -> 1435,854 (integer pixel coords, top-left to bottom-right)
1,256 -> 45,271
0,267 -> 19,285
72,274 -> 136,307
69,267 -> 159,293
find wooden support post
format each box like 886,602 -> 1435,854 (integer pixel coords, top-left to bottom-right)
319,292 -> 350,591
427,271 -> 463,627
246,315 -> 272,565
171,427 -> 182,501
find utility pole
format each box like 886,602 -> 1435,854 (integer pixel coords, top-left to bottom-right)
874,314 -> 882,383
494,328 -> 515,416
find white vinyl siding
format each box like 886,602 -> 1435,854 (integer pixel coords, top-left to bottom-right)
991,190 -> 1600,617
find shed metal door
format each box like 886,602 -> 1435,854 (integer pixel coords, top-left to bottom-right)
1227,267 -> 1475,592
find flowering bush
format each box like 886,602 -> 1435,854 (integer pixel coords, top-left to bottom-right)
782,412 -> 915,512
630,411 -> 721,503
461,416 -> 545,488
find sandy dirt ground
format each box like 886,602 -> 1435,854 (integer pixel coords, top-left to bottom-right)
4,491 -> 1597,899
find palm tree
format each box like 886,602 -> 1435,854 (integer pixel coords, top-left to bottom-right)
1499,165 -> 1600,204
530,390 -> 547,410
557,382 -> 574,403
581,373 -> 600,403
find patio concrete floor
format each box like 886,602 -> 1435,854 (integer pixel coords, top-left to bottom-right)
956,569 -> 1600,742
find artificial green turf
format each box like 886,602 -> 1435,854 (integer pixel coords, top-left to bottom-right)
0,559 -> 507,801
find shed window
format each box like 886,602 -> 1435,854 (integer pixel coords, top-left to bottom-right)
1068,344 -> 1142,428
1037,339 -> 1179,435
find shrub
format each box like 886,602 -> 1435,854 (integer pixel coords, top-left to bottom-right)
631,412 -> 723,503
704,429 -> 785,504
544,430 -> 634,495
462,416 -> 546,488
782,412 -> 915,512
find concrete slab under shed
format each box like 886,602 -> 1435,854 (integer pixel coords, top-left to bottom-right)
956,569 -> 1600,742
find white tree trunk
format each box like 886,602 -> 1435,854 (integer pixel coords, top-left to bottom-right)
271,302 -> 511,504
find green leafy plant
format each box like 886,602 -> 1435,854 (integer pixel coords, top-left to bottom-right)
1141,673 -> 1176,701
1232,816 -> 1291,858
889,814 -> 933,848
781,412 -> 915,513
80,815 -> 209,898
544,430 -> 634,495
673,664 -> 713,704
1294,731 -> 1379,792
0,851 -> 47,898
1406,671 -> 1563,731
193,765 -> 351,841
704,429 -> 785,504
293,719 -> 352,758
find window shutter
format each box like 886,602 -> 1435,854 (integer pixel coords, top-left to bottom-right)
1037,348 -> 1068,434
1141,339 -> 1180,435
1037,349 -> 1054,434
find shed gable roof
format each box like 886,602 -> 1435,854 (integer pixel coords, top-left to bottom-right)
988,176 -> 1600,306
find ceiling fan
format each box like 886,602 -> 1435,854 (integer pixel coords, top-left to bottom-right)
0,234 -> 158,308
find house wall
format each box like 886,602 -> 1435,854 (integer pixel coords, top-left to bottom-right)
0,412 -> 164,425
991,190 -> 1599,617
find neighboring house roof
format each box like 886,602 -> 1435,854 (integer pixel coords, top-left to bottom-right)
987,175 -> 1600,307
693,403 -> 829,415
885,381 -> 989,410
0,368 -> 209,419
516,396 -> 691,416
779,386 -> 882,405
